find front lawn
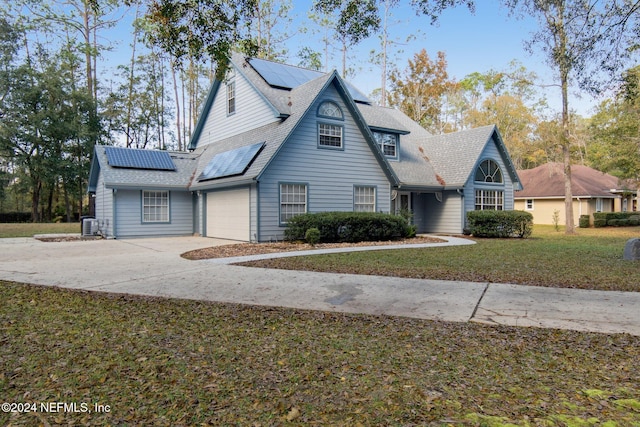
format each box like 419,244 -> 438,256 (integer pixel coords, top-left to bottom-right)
1,281 -> 639,426
0,222 -> 80,238
238,226 -> 640,292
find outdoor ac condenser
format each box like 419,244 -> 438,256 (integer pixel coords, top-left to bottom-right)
82,218 -> 99,236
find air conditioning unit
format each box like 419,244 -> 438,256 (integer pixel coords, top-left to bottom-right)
82,218 -> 99,236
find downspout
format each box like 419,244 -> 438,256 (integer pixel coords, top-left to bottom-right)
112,189 -> 118,239
255,180 -> 260,243
457,188 -> 465,233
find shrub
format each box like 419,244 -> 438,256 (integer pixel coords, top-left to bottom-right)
304,227 -> 321,246
466,210 -> 533,238
0,212 -> 31,223
285,211 -> 412,243
579,215 -> 590,228
594,212 -> 640,227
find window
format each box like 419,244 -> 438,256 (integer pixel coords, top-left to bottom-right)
318,101 -> 343,119
143,190 -> 169,222
280,183 -> 307,223
227,81 -> 236,115
526,199 -> 534,210
318,123 -> 343,148
372,132 -> 397,158
354,186 -> 376,212
475,159 -> 503,183
475,190 -> 504,210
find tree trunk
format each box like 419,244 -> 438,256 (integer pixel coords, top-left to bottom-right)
557,4 -> 575,234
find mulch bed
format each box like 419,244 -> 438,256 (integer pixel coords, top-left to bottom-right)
181,236 -> 445,260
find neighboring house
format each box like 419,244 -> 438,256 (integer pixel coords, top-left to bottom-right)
89,53 -> 522,241
514,162 -> 638,226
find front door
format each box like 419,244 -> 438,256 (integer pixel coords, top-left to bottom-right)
392,191 -> 412,220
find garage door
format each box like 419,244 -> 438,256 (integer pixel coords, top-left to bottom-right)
206,188 -> 250,241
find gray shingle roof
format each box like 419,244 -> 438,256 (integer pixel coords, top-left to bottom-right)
92,146 -> 199,189
92,56 -> 522,196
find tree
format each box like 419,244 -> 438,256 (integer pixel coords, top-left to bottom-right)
588,66 -> 640,181
251,0 -> 295,61
460,64 -> 542,169
387,49 -> 455,133
504,0 -> 639,234
145,0 -> 258,79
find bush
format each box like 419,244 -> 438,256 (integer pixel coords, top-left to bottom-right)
0,212 -> 31,223
466,210 -> 533,238
594,212 -> 640,228
285,211 -> 413,243
579,215 -> 590,228
304,227 -> 321,245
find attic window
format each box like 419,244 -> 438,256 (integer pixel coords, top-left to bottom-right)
372,131 -> 398,158
475,159 -> 503,183
318,101 -> 343,119
227,81 -> 236,115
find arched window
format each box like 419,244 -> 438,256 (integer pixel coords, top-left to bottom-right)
475,159 -> 503,183
318,101 -> 343,119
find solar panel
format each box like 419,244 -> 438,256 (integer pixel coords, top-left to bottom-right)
249,57 -> 323,89
199,142 -> 265,181
249,58 -> 371,103
105,147 -> 176,171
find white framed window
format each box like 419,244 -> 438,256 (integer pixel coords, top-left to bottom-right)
475,190 -> 504,211
596,198 -> 603,212
227,81 -> 236,115
142,190 -> 169,222
318,101 -> 343,119
372,132 -> 398,158
526,199 -> 534,210
475,159 -> 503,183
318,123 -> 343,148
280,183 -> 307,224
354,186 -> 376,212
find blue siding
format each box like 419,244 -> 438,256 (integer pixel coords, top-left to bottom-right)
113,189 -> 194,238
257,84 -> 391,241
463,137 -> 516,225
197,67 -> 279,146
414,191 -> 464,234
94,173 -> 114,238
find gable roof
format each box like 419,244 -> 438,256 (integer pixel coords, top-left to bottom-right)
515,163 -> 632,198
416,125 -> 522,189
188,69 -> 399,190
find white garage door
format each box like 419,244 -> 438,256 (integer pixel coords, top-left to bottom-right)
206,188 -> 250,241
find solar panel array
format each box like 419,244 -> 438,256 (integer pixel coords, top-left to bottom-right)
199,142 -> 265,181
248,58 -> 371,104
105,146 -> 176,171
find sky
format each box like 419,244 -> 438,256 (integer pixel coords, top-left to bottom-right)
101,0 -> 622,117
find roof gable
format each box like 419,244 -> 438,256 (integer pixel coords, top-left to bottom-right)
416,125 -> 521,189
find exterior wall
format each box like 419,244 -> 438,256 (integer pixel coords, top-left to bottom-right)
462,138 -> 516,229
257,84 -> 391,241
197,68 -> 279,146
515,197 -> 617,226
413,191 -> 464,234
113,189 -> 193,238
94,173 -> 114,238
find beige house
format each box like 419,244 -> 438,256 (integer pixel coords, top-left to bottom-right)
514,163 -> 637,226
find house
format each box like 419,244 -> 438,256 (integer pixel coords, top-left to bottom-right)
88,53 -> 522,241
514,162 -> 638,226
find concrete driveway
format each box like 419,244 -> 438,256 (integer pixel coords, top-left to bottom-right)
1,236 -> 639,336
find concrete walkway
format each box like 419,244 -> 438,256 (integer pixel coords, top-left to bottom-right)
1,235 -> 638,336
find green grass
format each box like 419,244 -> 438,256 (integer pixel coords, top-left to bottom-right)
1,281 -> 639,426
0,222 -> 80,238
239,225 -> 640,292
